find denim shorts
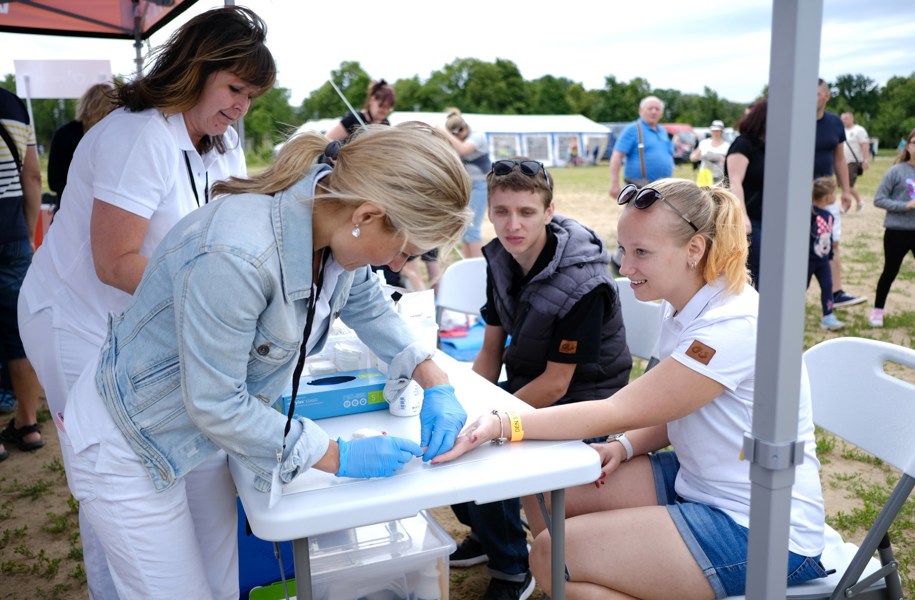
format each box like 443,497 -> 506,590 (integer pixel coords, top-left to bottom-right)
0,239 -> 32,362
650,451 -> 827,598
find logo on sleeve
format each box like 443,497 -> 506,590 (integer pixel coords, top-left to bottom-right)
686,340 -> 716,365
559,340 -> 578,354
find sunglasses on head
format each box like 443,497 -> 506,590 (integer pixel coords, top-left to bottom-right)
490,160 -> 553,190
617,184 -> 698,232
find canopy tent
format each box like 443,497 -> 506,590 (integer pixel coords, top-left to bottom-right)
0,0 -> 203,75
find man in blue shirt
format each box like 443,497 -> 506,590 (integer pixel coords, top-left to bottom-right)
608,96 -> 674,198
814,79 -> 864,307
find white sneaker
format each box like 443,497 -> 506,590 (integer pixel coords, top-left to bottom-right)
869,309 -> 884,327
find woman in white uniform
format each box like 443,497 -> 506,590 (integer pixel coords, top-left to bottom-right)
63,124 -> 471,598
17,7 -> 276,598
435,179 -> 827,599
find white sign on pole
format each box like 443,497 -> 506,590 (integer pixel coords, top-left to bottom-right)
13,60 -> 112,99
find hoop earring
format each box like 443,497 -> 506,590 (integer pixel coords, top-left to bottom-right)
352,224 -> 361,238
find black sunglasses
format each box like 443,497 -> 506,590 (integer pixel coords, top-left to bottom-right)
490,160 -> 553,190
617,184 -> 698,232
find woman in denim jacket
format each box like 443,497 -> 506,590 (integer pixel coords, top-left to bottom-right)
61,124 -> 472,598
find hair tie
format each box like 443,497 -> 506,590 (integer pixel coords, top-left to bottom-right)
318,140 -> 341,166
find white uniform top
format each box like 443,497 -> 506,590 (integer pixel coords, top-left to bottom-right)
659,278 -> 825,556
23,108 -> 246,345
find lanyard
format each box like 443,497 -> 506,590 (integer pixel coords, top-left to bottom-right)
281,247 -> 331,453
183,151 -> 209,207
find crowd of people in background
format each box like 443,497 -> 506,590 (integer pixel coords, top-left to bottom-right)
3,6 -> 913,599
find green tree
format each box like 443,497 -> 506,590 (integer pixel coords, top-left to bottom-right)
527,75 -> 574,114
299,61 -> 370,121
244,85 -> 297,150
831,74 -> 880,126
591,76 -> 651,122
870,74 -> 915,149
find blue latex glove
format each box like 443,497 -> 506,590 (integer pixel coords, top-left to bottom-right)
336,436 -> 422,479
419,384 -> 467,461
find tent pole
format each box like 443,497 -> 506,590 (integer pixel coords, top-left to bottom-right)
745,2 -> 823,599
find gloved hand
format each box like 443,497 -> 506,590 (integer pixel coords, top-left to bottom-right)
336,436 -> 422,479
419,384 -> 466,462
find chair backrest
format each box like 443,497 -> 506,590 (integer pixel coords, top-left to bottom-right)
614,277 -> 661,362
435,257 -> 487,319
804,337 -> 915,476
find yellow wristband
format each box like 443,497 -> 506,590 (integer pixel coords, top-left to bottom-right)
508,411 -> 524,442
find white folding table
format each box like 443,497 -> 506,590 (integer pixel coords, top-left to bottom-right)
231,352 -> 601,600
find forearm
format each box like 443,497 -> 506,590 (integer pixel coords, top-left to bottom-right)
21,147 -> 41,243
411,359 -> 450,389
624,424 -> 670,456
311,438 -> 341,474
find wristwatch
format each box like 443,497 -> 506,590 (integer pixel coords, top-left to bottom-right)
611,433 -> 634,461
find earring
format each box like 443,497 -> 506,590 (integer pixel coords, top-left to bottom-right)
352,224 -> 361,238
689,261 -> 697,270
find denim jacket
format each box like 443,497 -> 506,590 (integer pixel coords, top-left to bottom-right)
95,164 -> 431,492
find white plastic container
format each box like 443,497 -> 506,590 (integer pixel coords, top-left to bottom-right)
388,380 -> 423,417
248,511 -> 454,600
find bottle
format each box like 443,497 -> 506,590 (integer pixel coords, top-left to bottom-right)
412,566 -> 441,600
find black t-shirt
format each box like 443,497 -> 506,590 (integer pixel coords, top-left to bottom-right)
48,119 -> 84,197
814,112 -> 845,178
339,111 -> 390,137
725,134 -> 766,222
481,228 -> 609,364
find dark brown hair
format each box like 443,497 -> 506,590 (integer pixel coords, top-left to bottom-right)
736,99 -> 767,142
894,128 -> 915,165
364,79 -> 395,109
116,6 -> 276,153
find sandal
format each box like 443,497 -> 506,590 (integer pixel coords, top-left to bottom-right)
0,419 -> 44,451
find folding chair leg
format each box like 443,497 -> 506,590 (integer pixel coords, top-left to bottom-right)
829,474 -> 913,600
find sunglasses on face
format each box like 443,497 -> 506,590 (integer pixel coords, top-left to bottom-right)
617,184 -> 698,232
490,160 -> 553,190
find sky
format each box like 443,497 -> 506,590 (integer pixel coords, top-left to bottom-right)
1,0 -> 912,107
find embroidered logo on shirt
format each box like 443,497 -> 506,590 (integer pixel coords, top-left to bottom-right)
559,340 -> 578,354
686,340 -> 716,365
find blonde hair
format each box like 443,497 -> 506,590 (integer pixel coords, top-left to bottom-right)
76,83 -> 116,131
445,107 -> 468,137
212,123 -> 472,255
643,179 -> 751,295
812,177 -> 836,202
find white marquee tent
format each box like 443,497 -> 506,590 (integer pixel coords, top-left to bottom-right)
289,112 -> 611,168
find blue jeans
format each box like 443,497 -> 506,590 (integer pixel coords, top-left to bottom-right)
452,498 -> 529,580
0,238 -> 32,362
650,451 -> 827,598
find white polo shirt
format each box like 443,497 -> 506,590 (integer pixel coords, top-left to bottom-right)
659,278 -> 825,556
24,108 -> 246,345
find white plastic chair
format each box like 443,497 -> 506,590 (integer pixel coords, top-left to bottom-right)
435,257 -> 488,363
613,277 -> 661,363
435,257 -> 487,326
731,337 -> 913,600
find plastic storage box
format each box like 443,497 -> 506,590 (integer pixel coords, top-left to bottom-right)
249,510 -> 455,600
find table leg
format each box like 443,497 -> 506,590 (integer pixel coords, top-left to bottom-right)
551,488 -> 566,600
293,537 -> 313,600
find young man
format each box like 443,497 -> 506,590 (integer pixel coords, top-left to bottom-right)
450,158 -> 632,600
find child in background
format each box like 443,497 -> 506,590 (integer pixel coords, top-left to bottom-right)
810,178 -> 843,330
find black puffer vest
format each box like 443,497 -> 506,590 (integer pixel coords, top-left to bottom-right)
484,215 -> 631,402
